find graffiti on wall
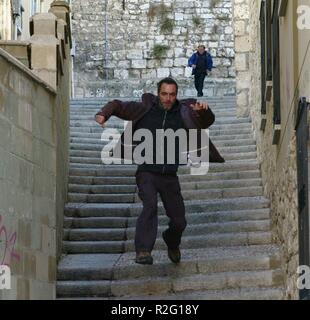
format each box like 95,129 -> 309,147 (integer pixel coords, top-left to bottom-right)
0,214 -> 20,266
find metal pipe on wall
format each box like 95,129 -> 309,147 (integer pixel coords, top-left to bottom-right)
105,0 -> 108,80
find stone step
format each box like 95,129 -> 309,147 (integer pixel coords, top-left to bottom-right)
68,160 -> 259,174
68,171 -> 261,186
68,170 -> 261,185
67,193 -> 136,203
69,161 -> 256,174
70,101 -> 237,108
69,118 -> 251,128
70,97 -> 237,103
57,245 -> 280,281
70,105 -> 238,111
70,120 -> 252,128
63,220 -> 271,242
68,178 -> 262,194
63,208 -> 270,229
69,144 -> 256,156
64,197 -> 269,218
106,287 -> 284,300
69,184 -> 137,194
70,126 -> 253,136
56,268 -> 283,298
69,137 -> 255,148
67,186 -> 264,203
70,109 -> 239,118
69,131 -> 253,141
70,151 -> 257,164
70,114 -> 246,124
62,230 -> 273,254
70,96 -> 237,103
69,175 -> 137,185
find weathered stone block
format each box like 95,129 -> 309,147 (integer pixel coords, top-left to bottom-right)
10,126 -> 33,163
234,20 -> 246,36
114,69 -> 129,80
23,251 -> 36,279
235,36 -> 251,52
33,168 -> 56,201
127,50 -> 143,60
31,13 -> 58,36
17,278 -> 30,300
18,220 -> 32,248
41,225 -> 56,256
0,116 -> 11,151
175,13 -> 184,21
171,67 -> 184,78
36,252 -> 49,282
174,57 -> 188,67
157,68 -> 170,78
131,60 -> 147,69
18,102 -> 33,133
29,280 -> 56,300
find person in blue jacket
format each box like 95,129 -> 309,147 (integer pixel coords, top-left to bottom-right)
188,45 -> 213,97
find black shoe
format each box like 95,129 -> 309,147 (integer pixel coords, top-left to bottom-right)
197,93 -> 203,97
162,231 -> 181,264
135,252 -> 153,265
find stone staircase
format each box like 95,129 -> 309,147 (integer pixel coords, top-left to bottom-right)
56,96 -> 284,300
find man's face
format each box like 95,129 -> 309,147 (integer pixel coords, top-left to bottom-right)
159,83 -> 177,110
198,46 -> 205,55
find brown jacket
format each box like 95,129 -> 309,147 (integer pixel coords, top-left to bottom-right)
95,93 -> 225,163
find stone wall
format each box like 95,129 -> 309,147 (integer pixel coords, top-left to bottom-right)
71,0 -> 235,98
0,0 -> 12,40
0,1 -> 71,300
247,0 -> 300,299
0,48 -> 58,299
233,0 -> 251,117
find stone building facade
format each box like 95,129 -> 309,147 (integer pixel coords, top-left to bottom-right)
71,0 -> 236,98
244,0 -> 310,299
0,1 -> 71,299
233,0 -> 251,117
0,0 -> 54,41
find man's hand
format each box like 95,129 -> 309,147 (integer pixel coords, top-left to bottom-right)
192,64 -> 196,69
189,102 -> 209,111
95,115 -> 106,127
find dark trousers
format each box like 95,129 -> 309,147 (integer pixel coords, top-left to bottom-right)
194,72 -> 206,96
135,171 -> 187,253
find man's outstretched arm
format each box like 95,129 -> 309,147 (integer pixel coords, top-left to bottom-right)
95,99 -> 146,127
189,101 -> 215,129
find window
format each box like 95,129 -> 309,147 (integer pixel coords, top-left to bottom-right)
264,0 -> 273,102
271,0 -> 281,144
30,0 -> 39,16
278,0 -> 288,17
260,0 -> 267,131
266,0 -> 272,81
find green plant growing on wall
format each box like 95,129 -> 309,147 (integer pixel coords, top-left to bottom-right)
148,3 -> 169,21
192,16 -> 202,28
212,24 -> 219,34
160,17 -> 175,34
151,44 -> 170,60
147,1 -> 175,34
209,0 -> 221,9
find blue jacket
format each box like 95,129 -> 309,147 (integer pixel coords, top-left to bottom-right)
188,51 -> 213,75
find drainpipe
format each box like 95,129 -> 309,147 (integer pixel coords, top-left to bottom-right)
71,38 -> 76,98
105,0 -> 108,80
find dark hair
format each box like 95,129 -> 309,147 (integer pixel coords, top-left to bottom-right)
198,45 -> 206,49
157,77 -> 178,95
